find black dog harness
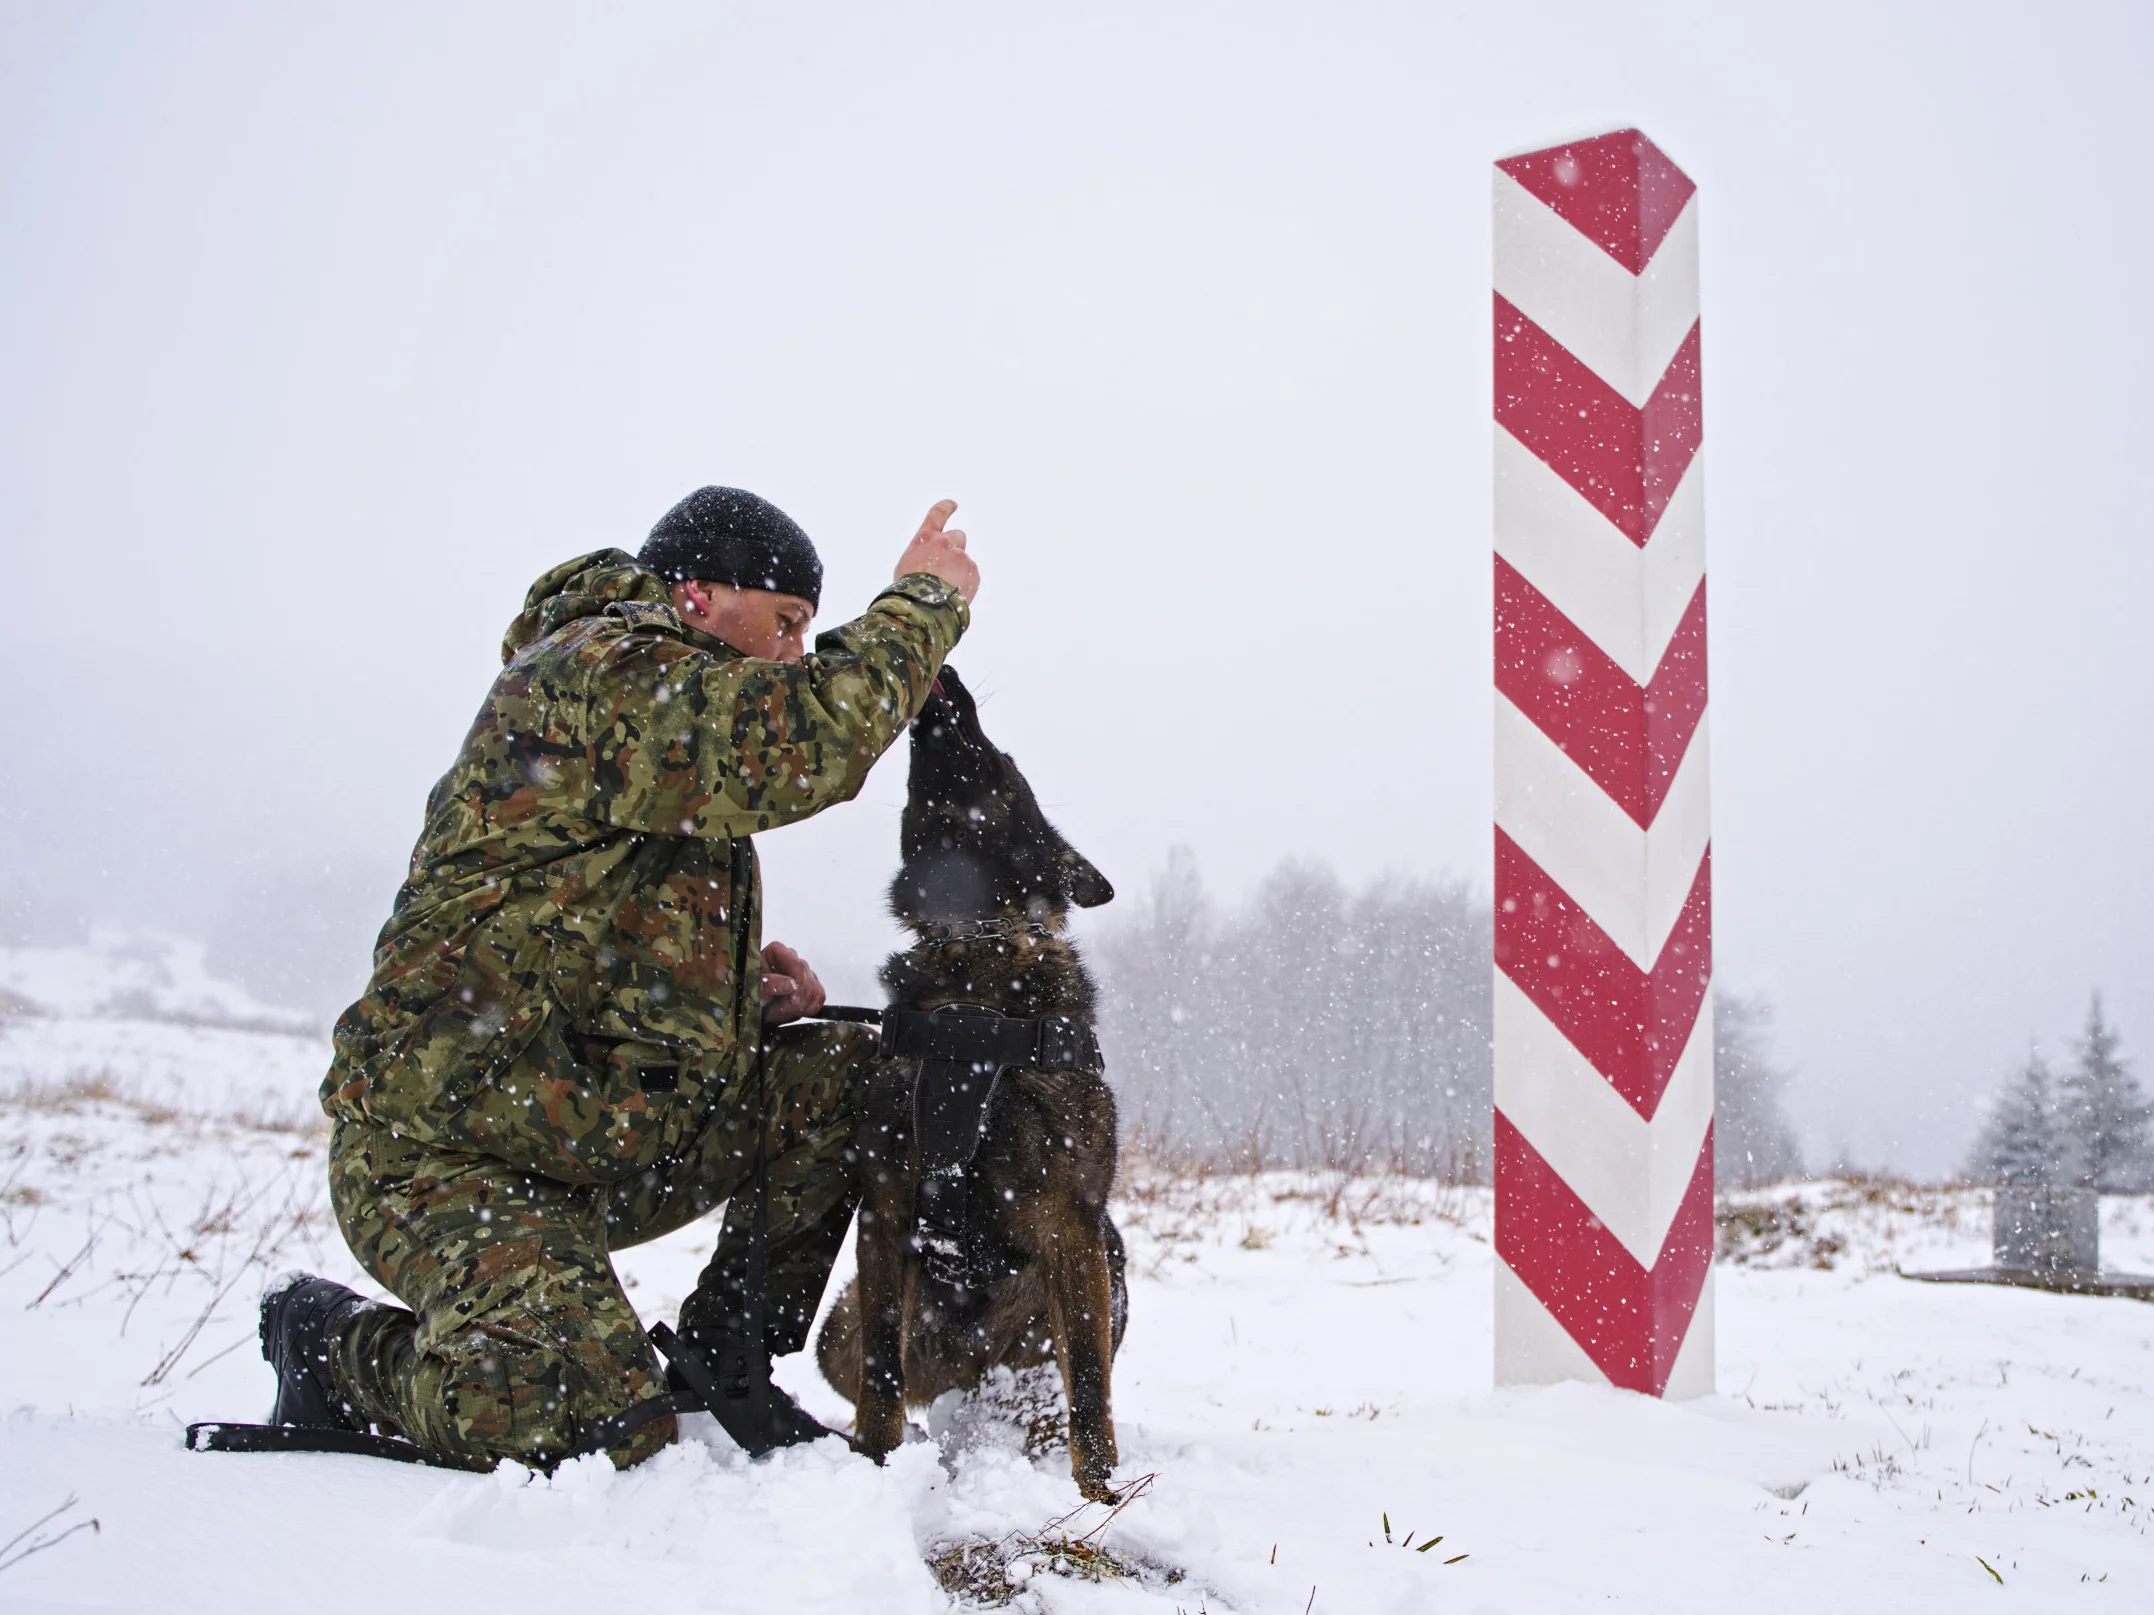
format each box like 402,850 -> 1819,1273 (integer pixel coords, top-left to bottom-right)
826,1002 -> 1104,1288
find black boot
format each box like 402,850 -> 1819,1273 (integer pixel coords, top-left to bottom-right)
652,1322 -> 836,1457
260,1273 -> 367,1431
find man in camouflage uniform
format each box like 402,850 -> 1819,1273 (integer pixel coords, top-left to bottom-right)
263,487 -> 977,1470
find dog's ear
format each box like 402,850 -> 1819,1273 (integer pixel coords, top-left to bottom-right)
1061,845 -> 1114,909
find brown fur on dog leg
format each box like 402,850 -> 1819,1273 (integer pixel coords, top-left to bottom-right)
846,1130 -> 918,1461
1047,1228 -> 1122,1500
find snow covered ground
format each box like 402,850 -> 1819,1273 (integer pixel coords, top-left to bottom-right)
0,933 -> 318,1040
5,971 -> 2153,1611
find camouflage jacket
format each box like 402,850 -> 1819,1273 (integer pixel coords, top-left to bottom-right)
321,550 -> 966,1184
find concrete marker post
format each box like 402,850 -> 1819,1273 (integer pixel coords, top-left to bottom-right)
1489,128 -> 1714,1396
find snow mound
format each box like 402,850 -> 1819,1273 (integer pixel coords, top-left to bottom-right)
0,932 -> 329,1128
0,928 -> 317,1034
1720,1177 -> 2154,1277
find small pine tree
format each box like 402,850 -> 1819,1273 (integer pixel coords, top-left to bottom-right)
1966,1047 -> 2061,1187
2055,993 -> 2152,1193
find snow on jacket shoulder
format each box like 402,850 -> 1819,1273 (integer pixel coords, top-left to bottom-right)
320,549 -> 966,1182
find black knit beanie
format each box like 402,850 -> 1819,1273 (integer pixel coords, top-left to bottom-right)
639,486 -> 824,609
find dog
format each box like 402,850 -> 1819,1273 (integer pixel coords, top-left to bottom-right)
815,666 -> 1128,1500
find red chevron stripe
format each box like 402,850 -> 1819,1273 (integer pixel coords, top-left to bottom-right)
1495,129 -> 1695,275
1495,1109 -> 1714,1395
1493,830 -> 1711,1118
1495,556 -> 1707,828
1494,294 -> 1701,547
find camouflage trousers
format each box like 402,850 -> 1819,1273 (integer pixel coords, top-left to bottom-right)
325,1019 -> 876,1469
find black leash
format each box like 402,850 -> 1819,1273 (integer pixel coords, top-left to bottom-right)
184,1420 -> 490,1468
644,1023 -> 843,1459
652,866 -> 848,1459
187,1380 -> 687,1469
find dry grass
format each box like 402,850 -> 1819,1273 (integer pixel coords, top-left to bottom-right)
1717,1194 -> 1848,1269
1715,1177 -> 1990,1272
2,1073 -> 128,1109
1117,1151 -> 2014,1280
1122,1145 -> 2010,1273
1114,1152 -> 1482,1254
0,1494 -> 100,1576
1,1073 -> 183,1132
3,1072 -> 336,1387
926,1474 -> 1193,1608
0,1072 -> 326,1141
1121,1113 -> 1488,1188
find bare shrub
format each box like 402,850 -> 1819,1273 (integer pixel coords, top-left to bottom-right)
1098,850 -> 1804,1191
926,1474 -> 1184,1608
1095,850 -> 1491,1182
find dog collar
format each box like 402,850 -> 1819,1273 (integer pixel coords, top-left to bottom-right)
912,917 -> 1057,946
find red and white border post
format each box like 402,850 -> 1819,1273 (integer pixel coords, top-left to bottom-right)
1490,129 -> 1713,1397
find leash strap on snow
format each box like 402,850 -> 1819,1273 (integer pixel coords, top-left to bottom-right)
184,1421 -> 490,1470
186,1394 -> 685,1470
646,1321 -> 848,1458
648,1320 -> 773,1456
639,1023 -> 846,1459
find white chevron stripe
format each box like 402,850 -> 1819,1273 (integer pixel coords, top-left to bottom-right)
1493,1258 -> 1609,1389
1493,691 -> 1710,968
1662,1267 -> 1715,1399
1494,974 -> 1714,1265
1494,425 -> 1706,684
1494,1242 -> 1715,1395
1492,169 -> 1700,408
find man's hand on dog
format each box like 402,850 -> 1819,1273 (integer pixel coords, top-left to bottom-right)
760,941 -> 826,1025
895,499 -> 978,602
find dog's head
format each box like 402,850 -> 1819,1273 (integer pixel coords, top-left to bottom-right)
889,666 -> 1114,927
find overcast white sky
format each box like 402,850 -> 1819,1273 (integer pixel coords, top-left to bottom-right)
3,1 -> 2147,1175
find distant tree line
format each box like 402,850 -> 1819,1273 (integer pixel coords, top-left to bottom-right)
1713,993 -> 1805,1189
1964,995 -> 2151,1191
1091,849 -> 1494,1178
1090,849 -> 1805,1186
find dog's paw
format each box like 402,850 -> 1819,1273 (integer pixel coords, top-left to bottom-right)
851,1403 -> 906,1465
1069,1424 -> 1122,1502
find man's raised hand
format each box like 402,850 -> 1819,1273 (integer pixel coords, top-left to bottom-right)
893,499 -> 979,603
